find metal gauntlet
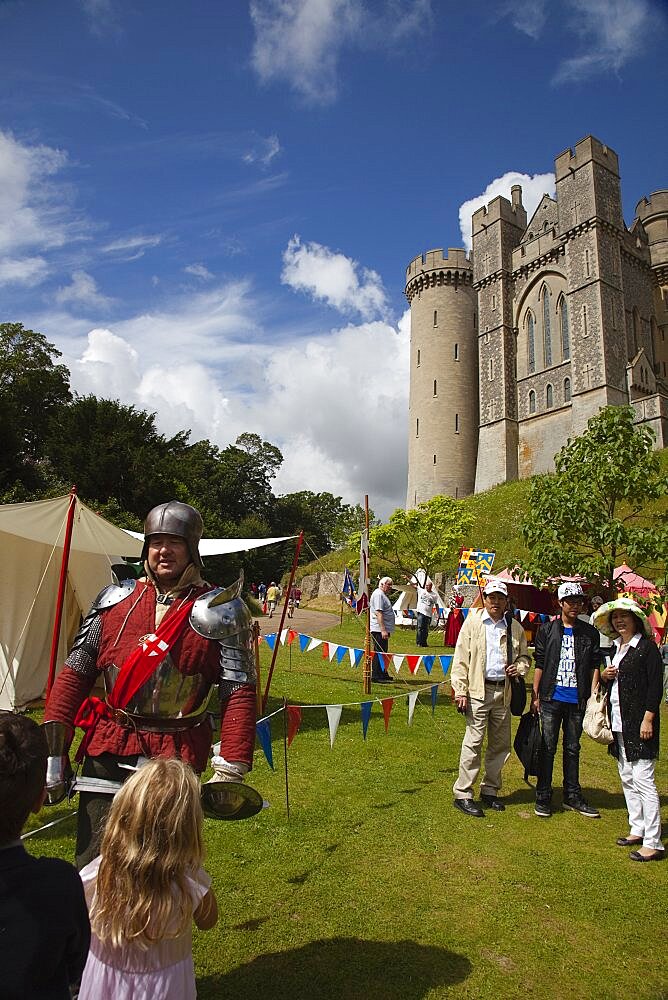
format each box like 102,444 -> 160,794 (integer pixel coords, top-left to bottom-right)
43,721 -> 73,805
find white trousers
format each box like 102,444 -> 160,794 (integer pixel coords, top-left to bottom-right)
616,736 -> 664,851
453,683 -> 510,799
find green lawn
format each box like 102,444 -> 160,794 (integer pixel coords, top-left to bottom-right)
23,615 -> 668,999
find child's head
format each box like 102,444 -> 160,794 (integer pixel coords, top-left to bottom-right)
93,757 -> 205,949
0,712 -> 47,844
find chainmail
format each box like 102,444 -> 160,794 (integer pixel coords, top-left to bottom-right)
65,613 -> 102,678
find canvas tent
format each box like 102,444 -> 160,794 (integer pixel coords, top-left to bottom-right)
0,495 -> 293,710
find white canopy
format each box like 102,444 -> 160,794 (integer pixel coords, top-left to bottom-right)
0,495 -> 294,710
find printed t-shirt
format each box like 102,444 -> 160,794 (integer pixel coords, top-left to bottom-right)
553,626 -> 578,703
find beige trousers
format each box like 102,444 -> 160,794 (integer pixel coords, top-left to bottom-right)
453,683 -> 511,799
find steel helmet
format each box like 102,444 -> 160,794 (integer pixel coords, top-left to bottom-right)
142,501 -> 204,568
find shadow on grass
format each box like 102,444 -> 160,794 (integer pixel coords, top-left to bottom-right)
197,937 -> 471,999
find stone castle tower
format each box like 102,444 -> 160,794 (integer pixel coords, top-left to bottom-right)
405,136 -> 668,507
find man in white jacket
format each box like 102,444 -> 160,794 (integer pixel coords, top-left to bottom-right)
450,580 -> 530,817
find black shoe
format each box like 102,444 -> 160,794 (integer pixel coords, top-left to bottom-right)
373,676 -> 393,684
629,849 -> 665,862
534,801 -> 551,818
563,798 -> 600,818
453,798 -> 484,818
480,794 -> 505,812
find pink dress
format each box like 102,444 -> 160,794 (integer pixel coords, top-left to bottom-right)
78,857 -> 211,1000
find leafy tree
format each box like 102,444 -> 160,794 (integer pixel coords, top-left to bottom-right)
369,495 -> 474,580
518,406 -> 668,597
0,323 -> 71,486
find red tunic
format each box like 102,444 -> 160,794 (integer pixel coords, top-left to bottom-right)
45,582 -> 256,772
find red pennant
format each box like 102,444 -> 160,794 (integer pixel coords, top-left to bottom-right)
528,612 -> 537,623
286,705 -> 302,747
286,630 -> 297,646
381,697 -> 394,732
406,655 -> 420,675
321,642 -> 329,659
383,652 -> 392,673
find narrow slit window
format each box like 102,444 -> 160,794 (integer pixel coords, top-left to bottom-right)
455,413 -> 459,433
433,379 -> 437,396
489,358 -> 494,381
433,310 -> 438,327
564,377 -> 571,402
529,389 -> 536,414
416,418 -> 419,437
454,342 -> 459,361
417,348 -> 421,366
546,383 -> 553,408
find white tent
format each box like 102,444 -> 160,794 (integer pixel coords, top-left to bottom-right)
0,495 -> 294,710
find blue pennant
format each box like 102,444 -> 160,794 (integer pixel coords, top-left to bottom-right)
431,684 -> 439,713
461,608 -> 469,620
360,701 -> 373,739
336,646 -> 348,664
256,719 -> 274,770
439,654 -> 453,676
298,633 -> 310,652
353,648 -> 364,667
423,655 -> 435,675
264,633 -> 277,651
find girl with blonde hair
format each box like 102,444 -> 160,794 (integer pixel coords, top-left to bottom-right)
79,757 -> 218,999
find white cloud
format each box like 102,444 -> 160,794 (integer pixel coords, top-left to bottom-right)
458,171 -> 556,251
242,133 -> 282,167
53,279 -> 409,517
55,269 -> 114,308
0,131 -> 72,256
101,233 -> 163,260
498,0 -> 548,38
250,0 -> 430,105
553,0 -> 661,83
281,235 -> 389,320
0,256 -> 49,286
80,0 -> 122,37
184,263 -> 214,281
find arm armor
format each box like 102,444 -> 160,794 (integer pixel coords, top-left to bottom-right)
191,579 -> 257,688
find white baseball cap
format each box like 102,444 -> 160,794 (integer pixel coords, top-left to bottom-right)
483,579 -> 508,597
557,582 -> 584,601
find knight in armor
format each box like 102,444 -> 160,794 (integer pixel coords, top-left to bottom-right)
43,501 -> 257,868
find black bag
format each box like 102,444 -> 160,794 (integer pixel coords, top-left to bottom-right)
513,711 -> 541,782
505,612 -> 527,717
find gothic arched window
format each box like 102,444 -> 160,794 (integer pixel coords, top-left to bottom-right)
564,377 -> 571,402
542,285 -> 552,367
527,311 -> 535,374
559,296 -> 570,360
529,389 -> 536,414
546,383 -> 554,408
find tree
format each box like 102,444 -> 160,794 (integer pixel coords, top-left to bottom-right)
518,406 -> 668,597
369,495 -> 474,580
0,323 -> 71,484
271,491 -> 375,559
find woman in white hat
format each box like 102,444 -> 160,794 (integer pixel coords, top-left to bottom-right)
593,597 -> 664,862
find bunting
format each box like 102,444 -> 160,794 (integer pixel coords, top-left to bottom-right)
326,705 -> 343,747
286,706 -> 302,747
407,690 -> 419,725
360,701 -> 373,739
381,698 -> 394,732
256,719 -> 274,770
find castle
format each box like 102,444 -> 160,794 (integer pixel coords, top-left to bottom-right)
405,136 -> 668,507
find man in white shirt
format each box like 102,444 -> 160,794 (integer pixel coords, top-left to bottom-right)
408,573 -> 439,647
370,577 -> 396,684
450,580 -> 530,817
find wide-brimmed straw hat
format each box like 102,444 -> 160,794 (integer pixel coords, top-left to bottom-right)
592,596 -> 653,640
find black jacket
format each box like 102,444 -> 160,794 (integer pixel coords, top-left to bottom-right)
603,636 -> 662,762
534,617 -> 601,706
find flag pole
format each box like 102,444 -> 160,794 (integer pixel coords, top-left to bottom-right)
262,531 -> 304,713
363,495 -> 371,696
46,486 -> 77,699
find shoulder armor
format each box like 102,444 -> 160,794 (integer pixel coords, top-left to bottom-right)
91,579 -> 138,612
190,579 -> 251,639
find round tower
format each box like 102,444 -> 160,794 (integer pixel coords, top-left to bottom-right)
405,248 -> 478,508
636,190 -> 668,286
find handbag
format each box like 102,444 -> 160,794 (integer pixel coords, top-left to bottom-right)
506,613 -> 527,717
582,684 -> 613,744
513,711 -> 541,781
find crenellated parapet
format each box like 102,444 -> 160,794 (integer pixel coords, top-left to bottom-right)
555,136 -> 619,182
405,248 -> 474,303
635,190 -> 668,284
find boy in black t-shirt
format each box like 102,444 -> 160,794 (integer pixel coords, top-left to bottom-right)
0,712 -> 90,999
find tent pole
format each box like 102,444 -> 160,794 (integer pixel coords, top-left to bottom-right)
262,531 -> 304,712
363,495 -> 371,696
46,487 -> 77,699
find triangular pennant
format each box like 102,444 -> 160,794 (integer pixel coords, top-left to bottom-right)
298,633 -> 310,652
439,654 -> 453,676
461,608 -> 469,620
256,719 -> 274,770
423,655 -> 435,675
321,642 -> 330,659
264,633 -> 277,651
381,697 -> 394,732
407,690 -> 419,725
360,701 -> 372,739
383,652 -> 392,674
286,706 -> 302,747
279,629 -> 289,645
392,654 -> 404,674
528,612 -> 537,623
406,655 -> 421,675
307,637 -> 322,652
431,684 -> 439,713
336,645 -> 348,664
328,643 -> 339,662
326,704 -> 343,748
286,629 -> 297,646
348,647 -> 359,668
353,648 -> 364,667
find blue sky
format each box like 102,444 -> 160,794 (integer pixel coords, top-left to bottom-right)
1,0 -> 666,517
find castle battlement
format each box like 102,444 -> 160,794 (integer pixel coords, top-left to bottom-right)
636,190 -> 668,225
405,247 -> 472,281
555,135 -> 619,181
472,195 -> 526,235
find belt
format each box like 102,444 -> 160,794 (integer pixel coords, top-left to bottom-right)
110,709 -> 209,733
485,679 -> 506,687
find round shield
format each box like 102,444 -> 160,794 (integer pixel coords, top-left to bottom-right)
201,781 -> 264,820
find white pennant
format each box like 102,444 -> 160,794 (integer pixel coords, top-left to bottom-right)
392,654 -> 404,674
326,704 -> 342,747
348,647 -> 358,669
407,690 -> 419,725
328,643 -> 339,662
306,637 -> 322,651
280,629 -> 289,645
